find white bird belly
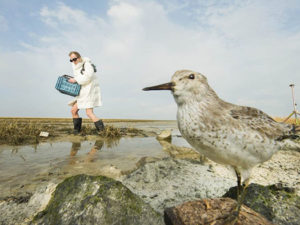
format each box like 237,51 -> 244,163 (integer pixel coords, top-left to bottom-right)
177,109 -> 279,169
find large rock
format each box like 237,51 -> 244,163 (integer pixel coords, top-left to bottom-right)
0,183 -> 57,225
31,174 -> 163,225
224,183 -> 300,225
122,158 -> 235,213
164,198 -> 274,225
157,130 -> 172,141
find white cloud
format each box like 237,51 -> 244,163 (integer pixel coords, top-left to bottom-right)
0,0 -> 300,119
108,2 -> 142,24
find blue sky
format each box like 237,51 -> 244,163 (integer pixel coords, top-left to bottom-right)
0,0 -> 109,51
0,0 -> 300,119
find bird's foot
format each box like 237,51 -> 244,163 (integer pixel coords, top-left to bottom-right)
222,202 -> 242,225
203,199 -> 211,210
222,210 -> 239,225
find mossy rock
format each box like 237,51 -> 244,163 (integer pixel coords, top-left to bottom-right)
31,174 -> 163,225
224,183 -> 300,225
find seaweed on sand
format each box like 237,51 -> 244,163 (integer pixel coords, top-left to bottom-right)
0,121 -> 45,145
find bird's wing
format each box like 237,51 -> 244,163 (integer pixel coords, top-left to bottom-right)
229,105 -> 292,140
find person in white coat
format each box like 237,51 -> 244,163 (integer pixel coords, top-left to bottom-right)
68,51 -> 104,134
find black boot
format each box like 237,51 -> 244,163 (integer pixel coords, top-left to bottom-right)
94,120 -> 105,132
73,118 -> 82,134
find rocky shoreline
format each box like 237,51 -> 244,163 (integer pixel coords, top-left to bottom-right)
1,128 -> 300,225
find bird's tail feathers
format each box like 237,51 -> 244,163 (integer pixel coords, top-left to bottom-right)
276,123 -> 299,141
276,134 -> 299,141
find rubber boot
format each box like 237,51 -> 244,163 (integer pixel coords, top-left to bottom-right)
94,119 -> 105,132
73,118 -> 82,134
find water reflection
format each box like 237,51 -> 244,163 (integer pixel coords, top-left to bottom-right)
0,135 -> 175,198
69,140 -> 104,164
157,137 -> 207,163
69,142 -> 81,165
86,140 -> 104,163
157,139 -> 172,148
103,137 -> 121,148
70,142 -> 81,157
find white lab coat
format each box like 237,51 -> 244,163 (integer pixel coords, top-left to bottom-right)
68,57 -> 102,109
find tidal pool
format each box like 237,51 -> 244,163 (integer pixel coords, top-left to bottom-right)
0,121 -> 190,198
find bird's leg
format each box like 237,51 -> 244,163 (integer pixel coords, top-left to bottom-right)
225,178 -> 250,225
235,178 -> 250,215
203,199 -> 211,210
234,169 -> 242,201
223,169 -> 244,225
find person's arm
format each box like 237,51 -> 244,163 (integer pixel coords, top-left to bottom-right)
68,78 -> 77,83
74,62 -> 94,85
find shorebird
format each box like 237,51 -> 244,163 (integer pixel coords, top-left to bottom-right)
143,70 -> 297,223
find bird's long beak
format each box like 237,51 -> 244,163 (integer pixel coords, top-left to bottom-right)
143,82 -> 174,91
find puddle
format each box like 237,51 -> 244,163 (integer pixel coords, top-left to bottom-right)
0,132 -> 190,198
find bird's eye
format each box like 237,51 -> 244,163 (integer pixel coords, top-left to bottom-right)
188,74 -> 195,79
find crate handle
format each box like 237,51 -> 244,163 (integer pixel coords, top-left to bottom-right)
62,74 -> 74,79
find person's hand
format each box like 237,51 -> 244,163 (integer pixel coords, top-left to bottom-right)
68,78 -> 76,83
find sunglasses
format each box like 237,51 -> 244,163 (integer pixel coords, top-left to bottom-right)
70,57 -> 78,62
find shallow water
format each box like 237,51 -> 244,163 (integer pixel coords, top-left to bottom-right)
0,121 -> 190,198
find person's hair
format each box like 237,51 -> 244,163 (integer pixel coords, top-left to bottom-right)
69,51 -> 81,58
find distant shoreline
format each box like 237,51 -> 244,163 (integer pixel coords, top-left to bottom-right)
0,117 -> 176,123
0,116 -> 296,124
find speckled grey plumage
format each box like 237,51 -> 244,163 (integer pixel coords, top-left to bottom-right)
145,70 -> 294,182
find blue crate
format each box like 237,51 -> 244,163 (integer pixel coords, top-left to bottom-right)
55,75 -> 81,97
